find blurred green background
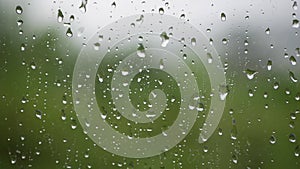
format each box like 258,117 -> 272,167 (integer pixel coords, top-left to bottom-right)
0,1 -> 299,169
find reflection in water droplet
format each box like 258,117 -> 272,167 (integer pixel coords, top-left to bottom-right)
160,32 -> 169,47
66,28 -> 73,37
16,5 -> 23,15
289,71 -> 298,83
221,12 -> 226,21
57,9 -> 64,23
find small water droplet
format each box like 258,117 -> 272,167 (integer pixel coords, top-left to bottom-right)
292,19 -> 299,28
20,43 -> 25,51
289,71 -> 298,83
191,38 -> 196,46
79,0 -> 88,13
265,28 -> 270,35
160,32 -> 169,47
57,9 -> 64,23
111,1 -> 116,8
17,20 -> 23,27
159,59 -> 164,69
30,62 -> 36,70
244,40 -> 249,46
289,56 -> 297,65
66,28 -> 73,37
232,154 -> 238,164
269,135 -> 276,144
248,89 -> 254,97
293,1 -> 298,10
159,8 -> 164,15
295,145 -> 300,157
219,84 -> 229,101
207,53 -> 213,63
244,69 -> 258,80
289,133 -> 297,143
180,14 -> 185,19
16,6 -> 23,15
267,60 -> 272,70
137,44 -> 145,58
221,12 -> 226,21
93,42 -> 101,50
35,109 -> 42,119
273,82 -> 279,90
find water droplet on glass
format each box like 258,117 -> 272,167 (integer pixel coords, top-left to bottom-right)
71,119 -> 77,129
137,44 -> 145,58
79,0 -> 88,13
273,82 -> 279,90
293,1 -> 298,10
57,9 -> 64,23
289,133 -> 297,143
160,32 -> 169,47
159,59 -> 164,69
35,110 -> 42,119
219,84 -> 229,101
221,12 -> 226,21
222,38 -> 228,45
159,8 -> 164,15
17,20 -> 23,27
295,145 -> 300,157
232,154 -> 238,164
244,40 -> 249,46
248,89 -> 254,97
265,28 -> 270,35
191,38 -> 196,46
244,69 -> 258,80
66,28 -> 73,37
292,19 -> 299,28
289,56 -> 297,65
289,71 -> 298,83
267,60 -> 272,70
207,53 -> 213,63
111,1 -> 116,8
16,6 -> 23,15
269,135 -> 276,144
93,42 -> 101,50
30,62 -> 36,70
20,43 -> 25,51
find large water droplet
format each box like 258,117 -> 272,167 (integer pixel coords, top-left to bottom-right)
160,32 -> 169,47
16,6 -> 23,15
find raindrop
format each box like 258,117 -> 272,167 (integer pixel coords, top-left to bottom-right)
265,28 -> 270,35
160,32 -> 169,47
20,43 -> 25,51
244,69 -> 258,80
66,28 -> 73,37
137,44 -> 145,58
221,12 -> 226,21
248,89 -> 254,97
69,15 -> 75,22
57,9 -> 64,23
93,42 -> 101,50
289,133 -> 297,143
111,1 -> 116,8
219,84 -> 229,101
35,110 -> 42,119
71,119 -> 77,129
79,0 -> 88,13
289,56 -> 297,65
207,53 -> 213,63
289,71 -> 298,83
293,2 -> 298,10
30,62 -> 36,70
159,59 -> 164,69
269,135 -> 276,144
180,14 -> 185,19
267,60 -> 272,70
292,19 -> 299,28
244,40 -> 249,46
16,5 -> 23,15
17,20 -> 23,27
273,82 -> 279,90
222,38 -> 228,45
159,8 -> 164,15
191,38 -> 196,46
232,154 -> 238,164
295,145 -> 300,157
